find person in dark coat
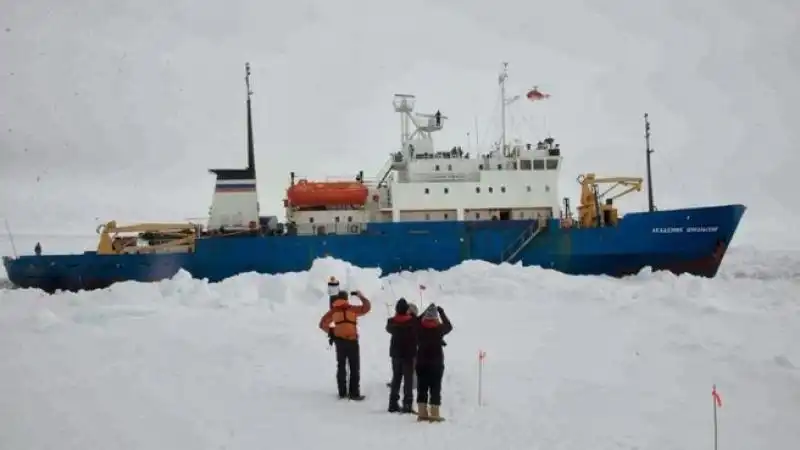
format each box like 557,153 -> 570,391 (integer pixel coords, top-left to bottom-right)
385,298 -> 418,413
415,303 -> 452,422
385,302 -> 419,389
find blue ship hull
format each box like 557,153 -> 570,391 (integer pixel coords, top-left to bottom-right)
2,204 -> 746,293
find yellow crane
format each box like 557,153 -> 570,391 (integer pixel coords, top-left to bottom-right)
576,173 -> 643,228
95,221 -> 200,255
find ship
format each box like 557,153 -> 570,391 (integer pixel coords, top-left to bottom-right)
2,62 -> 746,293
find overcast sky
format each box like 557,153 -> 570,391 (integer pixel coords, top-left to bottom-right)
1,0 -> 797,250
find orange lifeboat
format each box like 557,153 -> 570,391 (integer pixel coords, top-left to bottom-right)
286,180 -> 369,207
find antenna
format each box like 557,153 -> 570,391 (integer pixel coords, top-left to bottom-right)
644,113 -> 656,212
245,62 -> 256,175
498,62 -> 509,153
245,62 -> 253,97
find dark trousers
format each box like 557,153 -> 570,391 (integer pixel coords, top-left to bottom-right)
389,357 -> 415,406
334,339 -> 360,397
416,364 -> 444,405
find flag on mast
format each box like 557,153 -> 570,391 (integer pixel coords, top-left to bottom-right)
526,86 -> 550,101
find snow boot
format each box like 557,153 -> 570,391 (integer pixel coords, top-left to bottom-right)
416,403 -> 429,422
388,402 -> 401,413
401,403 -> 416,415
428,405 -> 445,422
349,394 -> 366,401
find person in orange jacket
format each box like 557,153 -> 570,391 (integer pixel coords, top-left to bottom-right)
319,290 -> 372,400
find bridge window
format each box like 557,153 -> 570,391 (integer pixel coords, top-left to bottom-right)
546,159 -> 559,170
526,185 -> 532,192
444,187 -> 449,194
444,213 -> 449,219
520,159 -> 532,170
424,188 -> 430,194
447,164 -> 452,171
475,212 -> 481,219
488,187 -> 494,193
500,186 -> 506,193
435,165 -> 440,171
309,217 -> 315,223
347,216 -> 353,222
425,213 -> 430,220
475,187 -> 481,193
533,159 -> 545,170
335,216 -> 340,223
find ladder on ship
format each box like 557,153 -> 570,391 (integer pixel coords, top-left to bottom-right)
501,219 -> 546,264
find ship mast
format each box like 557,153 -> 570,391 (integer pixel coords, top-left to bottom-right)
245,62 -> 256,178
644,112 -> 655,212
499,62 -> 509,152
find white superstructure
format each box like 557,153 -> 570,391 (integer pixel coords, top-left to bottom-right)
284,63 -> 562,236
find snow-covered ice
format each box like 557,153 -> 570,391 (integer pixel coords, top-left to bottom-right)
1,253 -> 798,450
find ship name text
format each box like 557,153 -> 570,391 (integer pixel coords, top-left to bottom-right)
651,226 -> 719,234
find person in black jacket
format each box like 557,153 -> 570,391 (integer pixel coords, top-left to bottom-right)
385,298 -> 418,413
415,303 -> 452,422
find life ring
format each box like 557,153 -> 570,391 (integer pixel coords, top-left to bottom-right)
349,224 -> 359,234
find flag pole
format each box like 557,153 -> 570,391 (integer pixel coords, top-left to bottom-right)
711,385 -> 722,450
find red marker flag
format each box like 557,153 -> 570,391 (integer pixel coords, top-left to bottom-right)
478,350 -> 486,361
712,385 -> 722,408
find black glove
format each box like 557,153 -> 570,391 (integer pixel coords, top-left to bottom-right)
437,306 -> 444,314
328,328 -> 335,345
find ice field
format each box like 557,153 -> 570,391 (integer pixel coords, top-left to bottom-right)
3,0 -> 799,448
1,247 -> 798,450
